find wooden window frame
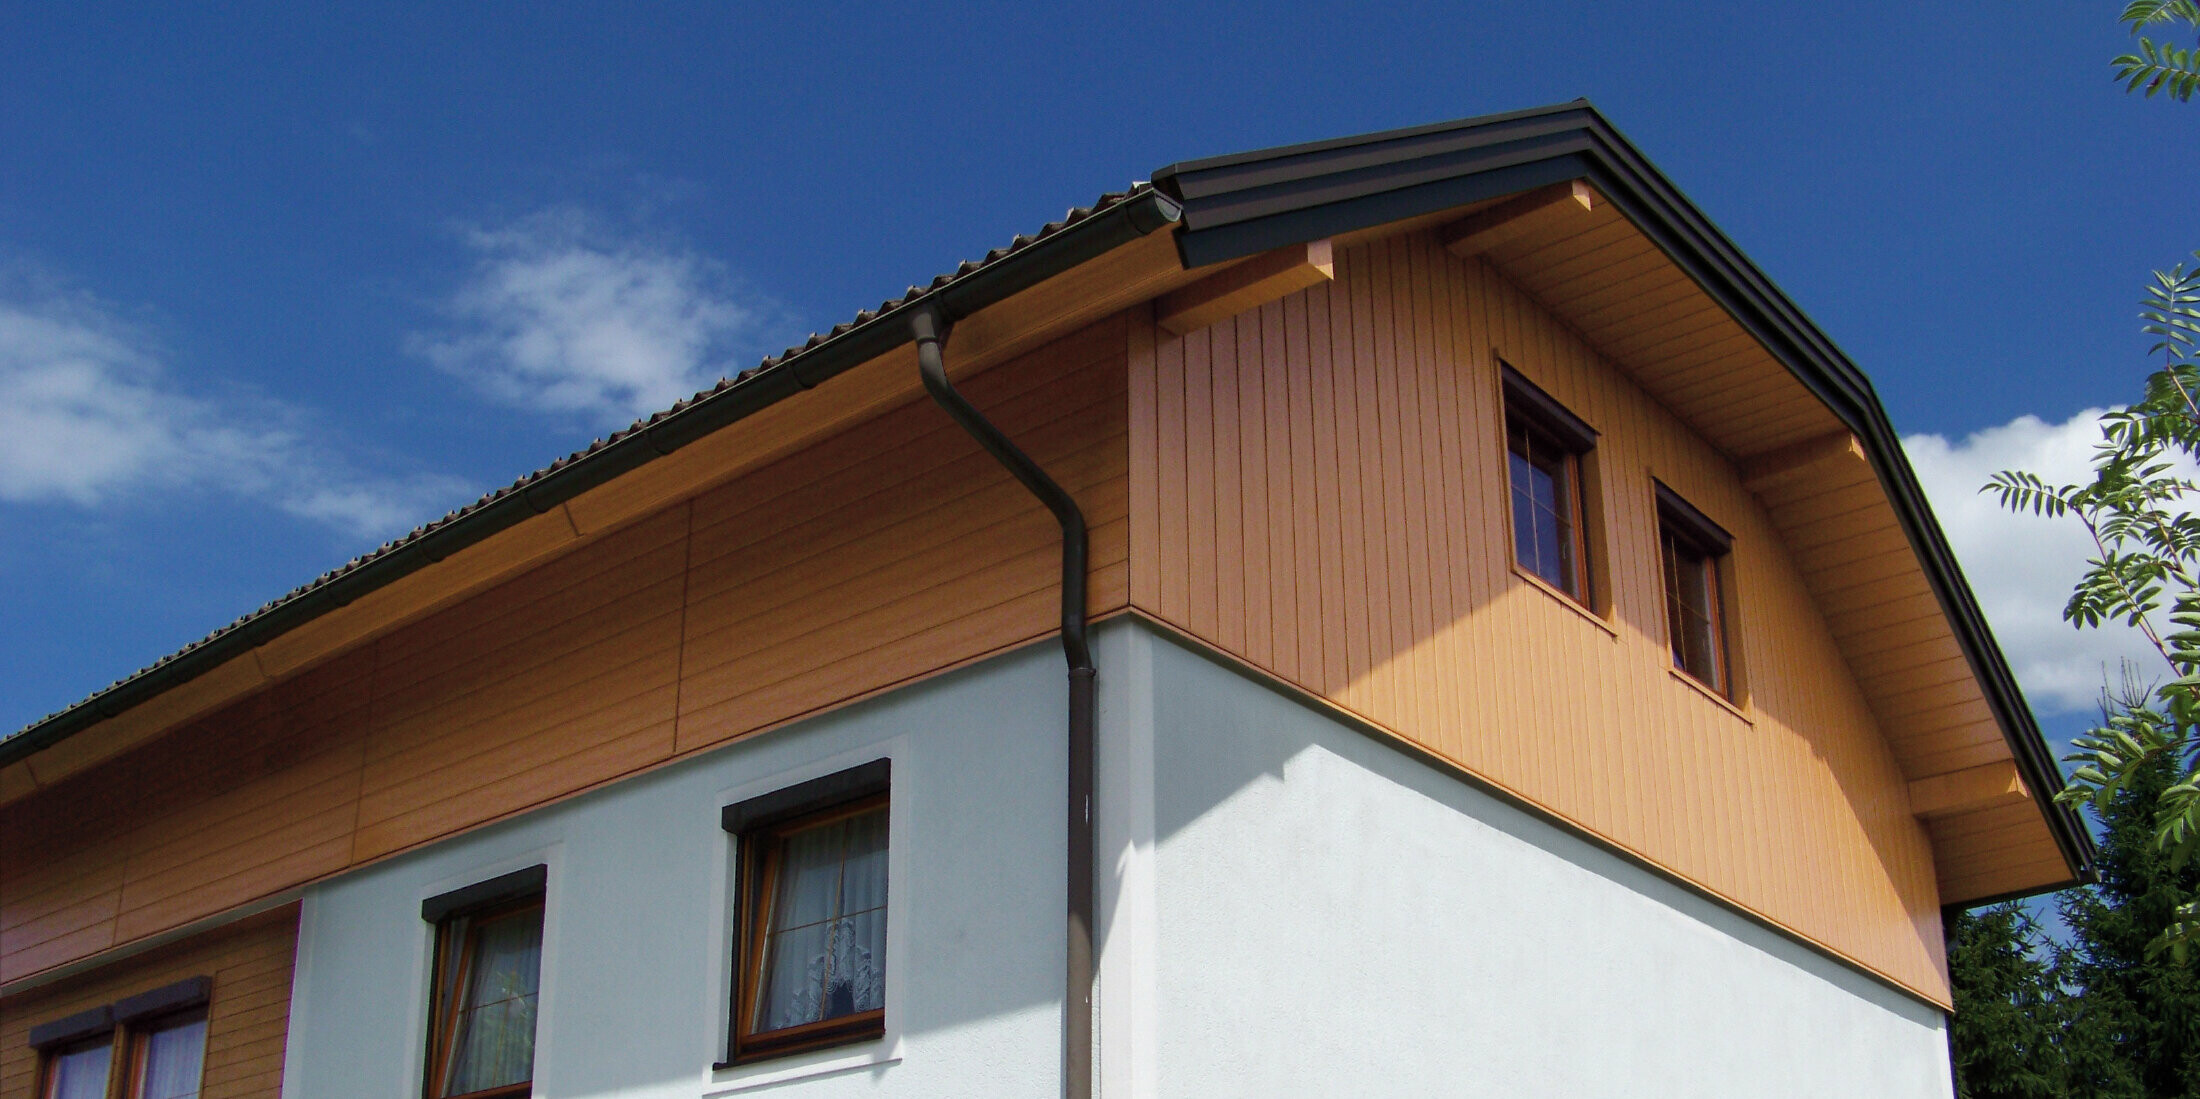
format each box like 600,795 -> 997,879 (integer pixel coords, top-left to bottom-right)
35,1034 -> 113,1099
1655,482 -> 1736,697
28,977 -> 212,1099
119,1007 -> 209,1099
420,866 -> 547,1099
720,759 -> 891,1067
1501,364 -> 1599,608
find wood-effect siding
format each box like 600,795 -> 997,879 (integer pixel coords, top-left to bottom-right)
1127,231 -> 1950,1004
0,319 -> 1130,985
0,905 -> 298,1099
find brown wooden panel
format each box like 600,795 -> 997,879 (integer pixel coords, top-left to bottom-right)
1127,230 -> 1958,1005
1570,275 -> 1712,345
3,316 -> 1136,984
0,906 -> 298,1099
1537,243 -> 1680,318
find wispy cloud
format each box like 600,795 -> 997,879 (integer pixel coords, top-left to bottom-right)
0,286 -> 469,541
1904,410 -> 2181,714
411,208 -> 776,427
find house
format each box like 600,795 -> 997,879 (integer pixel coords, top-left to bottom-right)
0,102 -> 2094,1098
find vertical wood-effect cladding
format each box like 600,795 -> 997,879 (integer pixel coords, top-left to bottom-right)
0,319 -> 1129,985
1127,233 -> 1949,1004
0,905 -> 298,1099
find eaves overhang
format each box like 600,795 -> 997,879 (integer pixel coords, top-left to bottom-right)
1154,99 -> 2096,889
0,187 -> 1182,773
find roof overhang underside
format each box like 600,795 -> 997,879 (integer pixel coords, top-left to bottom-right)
1153,101 -> 2095,903
3,100 -> 2092,905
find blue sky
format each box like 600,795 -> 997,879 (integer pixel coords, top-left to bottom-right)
2,2 -> 2193,755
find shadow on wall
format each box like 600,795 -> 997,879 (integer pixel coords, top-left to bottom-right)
1135,621 -> 1938,1030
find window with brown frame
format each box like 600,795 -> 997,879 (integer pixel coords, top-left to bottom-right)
722,759 -> 890,1066
1656,483 -> 1735,696
37,1035 -> 111,1099
29,977 -> 211,1099
123,1010 -> 208,1099
1502,365 -> 1598,605
421,866 -> 547,1099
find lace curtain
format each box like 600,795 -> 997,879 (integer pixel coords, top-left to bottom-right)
135,1017 -> 207,1099
441,909 -> 543,1095
756,806 -> 888,1031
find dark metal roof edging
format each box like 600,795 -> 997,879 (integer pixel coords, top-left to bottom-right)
0,188 -> 1182,771
1155,101 -> 2097,889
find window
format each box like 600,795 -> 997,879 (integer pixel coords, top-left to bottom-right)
1656,483 -> 1735,696
1502,365 -> 1598,604
39,1038 -> 110,1099
126,1011 -> 208,1099
30,977 -> 211,1099
722,759 -> 890,1065
421,865 -> 547,1099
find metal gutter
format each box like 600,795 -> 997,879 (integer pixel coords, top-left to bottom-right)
1152,101 -> 2097,888
0,187 -> 1182,771
911,305 -> 1098,1098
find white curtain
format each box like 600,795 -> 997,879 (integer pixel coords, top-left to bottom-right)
442,911 -> 542,1095
46,1044 -> 110,1099
757,807 -> 888,1031
135,1017 -> 207,1099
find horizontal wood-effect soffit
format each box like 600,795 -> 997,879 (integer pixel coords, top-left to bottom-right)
0,227 -> 1205,810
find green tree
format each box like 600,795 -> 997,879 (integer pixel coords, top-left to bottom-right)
2058,745 -> 2200,1096
2117,2 -> 2200,101
1986,258 -> 2200,961
1984,4 -> 2200,960
1948,903 -> 2071,1098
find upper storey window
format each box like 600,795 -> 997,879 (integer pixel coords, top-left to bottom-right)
1502,365 -> 1598,604
30,977 -> 212,1099
422,865 -> 547,1099
40,1039 -> 110,1099
1656,484 -> 1734,696
723,759 -> 891,1065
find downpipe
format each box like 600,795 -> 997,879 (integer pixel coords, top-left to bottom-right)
911,306 -> 1098,1099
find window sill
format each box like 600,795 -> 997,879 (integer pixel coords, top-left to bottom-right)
708,1038 -> 898,1095
1668,666 -> 1752,724
1511,565 -> 1618,638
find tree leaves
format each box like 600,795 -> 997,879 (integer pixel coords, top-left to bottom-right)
1988,259 -> 2200,959
2116,1 -> 2200,100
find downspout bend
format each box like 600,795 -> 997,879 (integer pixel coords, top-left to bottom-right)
911,306 -> 1098,1099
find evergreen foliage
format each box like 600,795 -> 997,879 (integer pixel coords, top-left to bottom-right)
1947,904 -> 2069,1097
2057,749 -> 2200,1096
1949,724 -> 2200,1096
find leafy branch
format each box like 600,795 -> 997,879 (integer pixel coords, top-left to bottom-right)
1987,256 -> 2200,959
2116,0 -> 2200,99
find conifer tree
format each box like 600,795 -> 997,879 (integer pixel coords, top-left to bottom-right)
1948,904 -> 2070,1098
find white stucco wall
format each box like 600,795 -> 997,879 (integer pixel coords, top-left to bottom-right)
279,642 -> 1068,1099
1092,621 -> 1954,1099
279,618 -> 1953,1098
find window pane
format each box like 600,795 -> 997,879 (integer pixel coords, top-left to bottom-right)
134,1017 -> 207,1099
773,826 -> 846,930
1508,417 -> 1582,598
839,810 -> 888,915
442,906 -> 542,1096
758,919 -> 833,1031
45,1044 -> 110,1099
1663,528 -> 1724,690
752,805 -> 888,1035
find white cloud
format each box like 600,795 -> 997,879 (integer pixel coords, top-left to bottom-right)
412,208 -> 772,426
1904,410 -> 2182,714
0,289 -> 469,541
